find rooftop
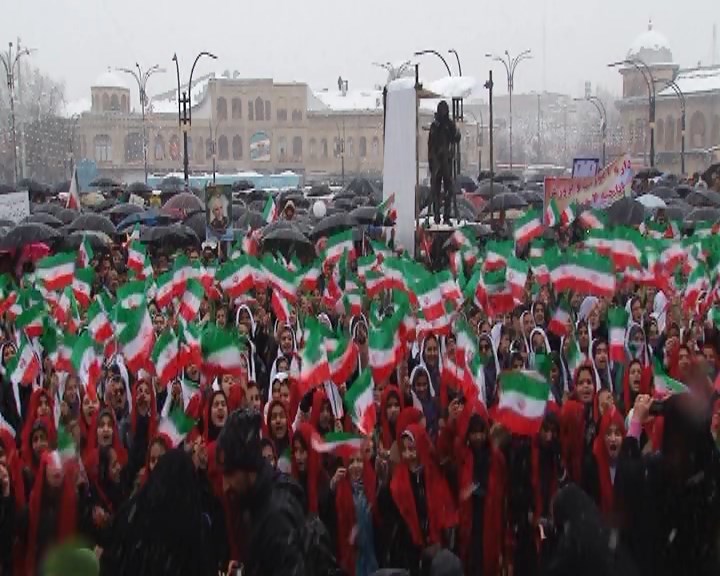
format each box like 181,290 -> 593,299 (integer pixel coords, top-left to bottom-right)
658,66 -> 720,96
627,20 -> 673,66
93,68 -> 128,90
149,73 -> 214,114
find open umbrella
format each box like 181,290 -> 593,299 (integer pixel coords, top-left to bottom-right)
236,210 -> 267,230
90,198 -> 118,213
634,167 -> 662,180
17,178 -> 50,195
701,162 -> 720,185
686,189 -> 720,207
474,180 -> 510,199
606,197 -> 645,226
521,190 -> 544,208
663,205 -> 689,221
636,194 -> 667,210
494,171 -> 521,183
140,224 -> 199,245
60,230 -> 113,252
482,192 -> 527,212
117,209 -> 179,231
0,219 -> 15,227
231,179 -> 254,191
331,198 -> 354,212
53,180 -> 71,194
162,192 -> 204,214
674,184 -> 693,198
647,186 -> 679,201
68,213 -> 117,236
183,212 -> 206,241
23,213 -> 64,228
56,209 -> 79,225
0,222 -> 60,250
81,192 -> 106,208
350,206 -> 384,226
30,203 -> 62,215
89,177 -> 121,188
262,227 -> 312,246
307,184 -> 333,197
106,203 -> 145,217
686,207 -> 720,223
456,175 -> 478,193
310,213 -> 354,239
127,182 -> 153,195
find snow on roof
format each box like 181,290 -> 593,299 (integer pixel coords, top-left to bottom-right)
59,97 -> 91,118
310,88 -> 384,112
627,21 -> 673,64
425,76 -> 477,99
93,68 -> 128,90
149,73 -> 213,114
658,66 -> 720,96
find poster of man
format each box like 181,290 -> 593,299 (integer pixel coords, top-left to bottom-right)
205,185 -> 233,241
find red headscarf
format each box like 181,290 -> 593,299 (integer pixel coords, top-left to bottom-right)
530,413 -> 561,522
454,402 -> 506,576
130,379 -> 158,446
390,423 -> 457,549
20,389 -> 56,469
379,385 -> 401,450
592,407 -> 626,517
621,359 -> 653,415
21,416 -> 56,472
291,423 -> 323,515
82,409 -> 128,471
560,363 -> 598,484
334,451 -> 377,576
263,399 -> 292,447
310,387 -> 332,433
395,407 -> 424,442
26,452 -> 78,576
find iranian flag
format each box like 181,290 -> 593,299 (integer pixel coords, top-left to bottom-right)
327,336 -> 358,386
152,330 -> 180,384
72,268 -> 94,308
321,230 -> 355,266
451,227 -> 477,250
271,290 -> 291,324
483,240 -> 513,272
127,241 -> 147,275
7,339 -> 40,385
55,423 -> 77,463
15,305 -> 45,339
87,300 -> 113,343
158,407 -> 197,447
178,278 -> 204,322
36,252 -> 76,291
413,274 -> 445,322
299,262 -> 322,292
262,256 -> 298,303
578,208 -> 606,230
55,334 -> 75,374
71,331 -> 102,391
118,307 -> 155,373
560,202 -> 577,226
217,256 -> 256,300
364,270 -> 388,298
610,228 -> 645,270
201,326 -> 245,377
154,271 -> 176,310
0,412 -> 15,439
549,252 -> 615,298
241,229 -> 260,257
341,291 -> 363,318
377,193 -> 396,221
78,235 -> 95,268
513,209 -> 544,246
356,255 -> 378,280
66,168 -> 81,210
117,280 -> 146,310
608,307 -> 628,362
652,359 -> 689,397
178,320 -> 202,368
298,326 -> 332,395
482,269 -> 515,314
368,320 -> 400,384
544,197 -> 562,227
53,287 -> 77,328
506,256 -> 529,303
494,370 -> 550,436
262,196 -> 278,223
311,431 -> 365,459
685,266 -> 709,311
548,299 -> 572,337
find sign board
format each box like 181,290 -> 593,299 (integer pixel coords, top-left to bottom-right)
572,158 -> 600,178
205,184 -> 233,242
545,154 -> 633,214
0,191 -> 30,223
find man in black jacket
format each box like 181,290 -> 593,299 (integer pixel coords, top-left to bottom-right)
217,409 -> 307,576
427,100 -> 460,225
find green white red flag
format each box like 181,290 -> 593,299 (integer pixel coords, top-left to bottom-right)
271,290 -> 291,324
152,329 -> 181,385
36,252 -> 76,292
78,235 -> 94,268
262,196 -> 278,223
311,431 -> 365,459
652,359 -> 689,397
368,318 -> 400,384
127,241 -> 147,275
321,230 -> 355,266
549,251 -> 616,298
560,202 -> 577,226
15,304 -> 45,339
178,320 -> 202,368
513,209 -> 544,246
377,193 -> 396,221
544,197 -> 561,227
548,298 -> 572,337
87,299 -> 113,343
118,307 -> 155,373
158,407 -> 197,447
262,256 -> 298,303
71,267 -> 94,309
217,256 -> 256,300
327,335 -> 358,386
201,325 -> 245,378
117,280 -> 146,310
494,370 -> 550,436
298,320 -> 332,395
71,331 -> 103,391
413,274 -> 446,322
178,278 -> 204,322
6,338 -> 40,386
608,307 -> 628,362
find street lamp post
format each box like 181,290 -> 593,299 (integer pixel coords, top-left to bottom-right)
486,49 -> 532,171
413,49 -> 452,76
117,63 -> 164,184
484,71 -> 495,193
171,51 -> 218,185
0,41 -> 31,185
657,79 -> 686,174
466,110 -> 484,173
448,49 -> 462,76
574,95 -> 607,166
609,58 -> 655,167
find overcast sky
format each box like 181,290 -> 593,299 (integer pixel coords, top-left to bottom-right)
3,0 -> 717,106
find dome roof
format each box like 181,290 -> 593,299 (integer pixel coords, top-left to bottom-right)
627,20 -> 673,65
92,68 -> 128,90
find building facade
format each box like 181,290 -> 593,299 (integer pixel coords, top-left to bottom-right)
71,70 -> 483,184
615,21 -> 720,175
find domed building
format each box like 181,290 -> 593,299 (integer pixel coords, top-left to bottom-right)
91,68 -> 130,114
615,21 -> 720,174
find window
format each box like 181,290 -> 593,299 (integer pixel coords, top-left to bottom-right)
92,94 -> 98,111
689,111 -> 707,149
217,97 -> 228,121
277,109 -> 288,122
359,136 -> 367,158
218,135 -> 229,160
102,93 -> 110,111
154,135 -> 165,160
371,137 -> 379,156
277,136 -> 287,160
195,137 -> 204,162
334,137 -> 342,157
169,135 -> 180,161
232,135 -> 243,160
265,100 -> 271,121
124,132 -> 143,162
292,109 -> 302,122
346,137 -> 354,158
255,97 -> 264,121
121,94 -> 127,113
321,138 -> 328,158
309,138 -> 317,158
111,94 -> 119,111
292,136 -> 302,159
248,100 -> 254,121
232,98 -> 242,119
94,134 -> 112,163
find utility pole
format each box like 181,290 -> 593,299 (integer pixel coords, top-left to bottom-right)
536,93 -> 541,162
484,71 -> 494,193
0,40 -> 31,185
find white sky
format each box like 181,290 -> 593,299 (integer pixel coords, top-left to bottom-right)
2,0 -> 718,104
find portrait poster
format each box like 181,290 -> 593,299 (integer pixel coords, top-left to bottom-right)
205,184 -> 233,242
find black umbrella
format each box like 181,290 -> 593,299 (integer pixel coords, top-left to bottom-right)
307,184 -> 333,197
17,178 -> 50,195
663,205 -> 689,221
646,186 -> 679,201
686,189 -> 720,207
30,203 -> 62,215
68,213 -> 117,236
89,198 -> 118,213
634,167 -> 662,179
686,207 -> 720,223
60,230 -> 113,252
0,222 -> 61,250
262,226 -> 312,246
89,177 -> 121,188
56,208 -> 78,225
343,177 -> 382,199
494,171 -> 521,183
350,206 -> 384,226
521,190 -> 544,208
701,162 -> 720,185
236,210 -> 266,230
183,212 -> 206,241
53,180 -> 71,194
163,191 -> 204,213
127,182 -> 153,195
456,196 -> 480,221
0,184 -> 16,195
117,209 -> 179,231
140,224 -> 199,245
456,175 -> 478,193
106,203 -> 145,217
0,219 -> 15,227
279,194 -> 310,210
310,213 -> 354,239
331,198 -> 354,212
23,213 -> 64,228
474,180 -> 511,199
245,189 -> 270,203
231,179 -> 255,191
606,197 -> 645,226
482,192 -> 527,212
674,184 -> 693,198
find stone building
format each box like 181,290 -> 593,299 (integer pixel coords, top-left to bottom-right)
615,21 -> 720,175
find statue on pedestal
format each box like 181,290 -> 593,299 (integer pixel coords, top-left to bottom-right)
427,100 -> 460,225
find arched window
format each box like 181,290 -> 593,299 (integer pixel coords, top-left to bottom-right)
102,93 -> 110,111
292,109 -> 302,122
195,137 -> 204,162
169,135 -> 181,161
309,138 -> 317,158
110,94 -> 119,111
124,132 -> 143,162
359,136 -> 367,158
94,134 -> 112,163
217,97 -> 228,121
277,137 -> 287,160
689,111 -> 707,149
255,97 -> 264,121
187,137 -> 193,162
154,135 -> 165,160
656,119 -> 665,151
232,135 -> 243,160
277,109 -> 288,122
292,136 -> 302,159
321,138 -> 328,158
248,100 -> 254,121
346,137 -> 354,158
265,100 -> 271,121
121,94 -> 127,113
711,115 -> 720,146
232,98 -> 242,119
218,135 -> 229,160
371,137 -> 380,156
665,116 -> 675,151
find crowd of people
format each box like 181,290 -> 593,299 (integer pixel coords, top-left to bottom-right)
0,184 -> 719,576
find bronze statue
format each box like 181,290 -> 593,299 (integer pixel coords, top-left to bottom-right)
427,100 -> 460,224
